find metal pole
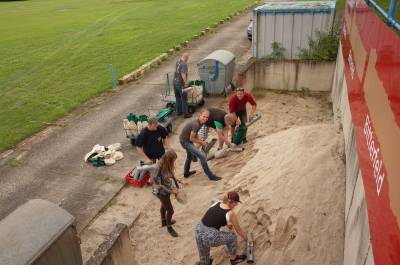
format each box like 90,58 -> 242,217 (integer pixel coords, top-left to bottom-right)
388,0 -> 397,20
367,0 -> 400,30
109,64 -> 118,88
387,0 -> 398,28
165,73 -> 170,96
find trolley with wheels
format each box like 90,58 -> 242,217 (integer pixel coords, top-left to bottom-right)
161,72 -> 205,114
123,107 -> 174,146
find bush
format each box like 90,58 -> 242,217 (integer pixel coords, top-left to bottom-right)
264,42 -> 286,59
298,22 -> 341,61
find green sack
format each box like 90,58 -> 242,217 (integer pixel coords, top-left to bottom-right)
189,80 -> 206,95
156,108 -> 173,122
232,125 -> 247,145
87,154 -> 106,167
127,113 -> 148,124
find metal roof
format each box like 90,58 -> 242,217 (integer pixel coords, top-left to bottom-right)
0,199 -> 75,265
199,50 -> 235,65
254,1 -> 336,14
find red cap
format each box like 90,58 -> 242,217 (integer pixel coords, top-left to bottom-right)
227,191 -> 241,203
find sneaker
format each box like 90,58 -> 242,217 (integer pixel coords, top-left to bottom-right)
209,176 -> 222,181
167,226 -> 178,237
161,219 -> 176,227
184,170 -> 197,178
230,254 -> 246,264
184,114 -> 192,118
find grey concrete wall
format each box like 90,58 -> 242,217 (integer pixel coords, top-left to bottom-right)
86,224 -> 136,265
331,43 -> 374,265
238,59 -> 335,92
0,199 -> 83,265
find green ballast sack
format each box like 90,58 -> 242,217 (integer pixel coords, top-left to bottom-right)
232,125 -> 247,145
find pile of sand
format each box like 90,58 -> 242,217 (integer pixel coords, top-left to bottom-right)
210,124 -> 345,265
130,91 -> 345,265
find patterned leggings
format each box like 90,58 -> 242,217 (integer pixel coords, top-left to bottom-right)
195,221 -> 237,265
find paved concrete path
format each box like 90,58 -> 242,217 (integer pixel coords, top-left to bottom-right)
0,11 -> 252,232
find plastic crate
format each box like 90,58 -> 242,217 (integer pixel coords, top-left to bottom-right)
125,168 -> 152,188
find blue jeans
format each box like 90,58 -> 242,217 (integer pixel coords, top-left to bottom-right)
174,84 -> 188,116
180,141 -> 216,180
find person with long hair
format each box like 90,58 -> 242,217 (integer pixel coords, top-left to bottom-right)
153,149 -> 182,237
195,191 -> 247,265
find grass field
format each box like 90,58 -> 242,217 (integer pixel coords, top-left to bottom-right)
0,0 -> 254,151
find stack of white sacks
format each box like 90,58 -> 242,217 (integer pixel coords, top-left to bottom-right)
184,85 -> 203,104
84,143 -> 124,166
123,119 -> 148,137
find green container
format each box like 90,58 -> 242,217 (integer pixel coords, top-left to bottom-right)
232,124 -> 247,145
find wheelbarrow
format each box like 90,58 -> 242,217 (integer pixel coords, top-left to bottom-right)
123,107 -> 174,146
161,72 -> 205,114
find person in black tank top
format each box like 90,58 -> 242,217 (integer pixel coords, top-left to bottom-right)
195,191 -> 248,265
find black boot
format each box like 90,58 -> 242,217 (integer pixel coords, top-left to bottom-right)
161,219 -> 176,227
184,170 -> 196,178
167,226 -> 178,237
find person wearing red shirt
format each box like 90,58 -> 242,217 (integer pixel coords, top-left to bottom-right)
229,87 -> 257,138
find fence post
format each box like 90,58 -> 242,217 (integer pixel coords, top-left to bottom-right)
109,64 -> 118,88
388,0 -> 397,25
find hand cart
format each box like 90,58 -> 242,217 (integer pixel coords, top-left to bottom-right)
161,72 -> 206,114
123,107 -> 174,146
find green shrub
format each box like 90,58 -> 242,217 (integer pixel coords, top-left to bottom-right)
264,42 -> 286,59
298,22 -> 340,61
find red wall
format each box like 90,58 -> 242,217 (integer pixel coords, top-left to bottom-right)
341,0 -> 400,264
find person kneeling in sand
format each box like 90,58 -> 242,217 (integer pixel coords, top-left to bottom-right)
205,108 -> 237,150
195,191 -> 247,265
153,150 -> 185,237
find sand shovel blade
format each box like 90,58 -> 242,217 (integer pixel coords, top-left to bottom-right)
246,113 -> 261,128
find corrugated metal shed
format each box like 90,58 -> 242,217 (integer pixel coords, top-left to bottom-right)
252,1 -> 336,59
0,199 -> 82,265
198,50 -> 235,95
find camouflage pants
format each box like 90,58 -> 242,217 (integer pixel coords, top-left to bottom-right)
195,221 -> 237,265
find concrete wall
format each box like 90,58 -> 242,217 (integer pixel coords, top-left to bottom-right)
238,59 -> 335,92
331,43 -> 374,265
0,199 -> 83,265
236,54 -> 372,265
86,224 -> 136,265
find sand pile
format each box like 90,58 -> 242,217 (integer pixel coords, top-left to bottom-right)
131,124 -> 345,265
130,91 -> 345,265
211,124 -> 345,265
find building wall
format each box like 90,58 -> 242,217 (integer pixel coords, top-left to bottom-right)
86,224 -> 136,265
331,43 -> 374,265
238,59 -> 335,92
252,2 -> 335,59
